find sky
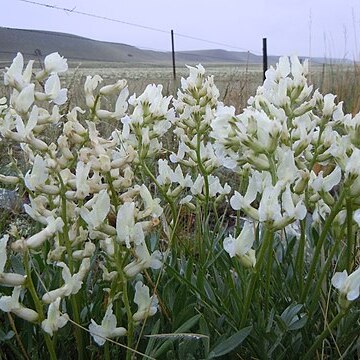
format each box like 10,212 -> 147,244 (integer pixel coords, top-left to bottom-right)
2,0 -> 360,59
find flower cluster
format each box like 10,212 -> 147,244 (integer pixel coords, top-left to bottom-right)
0,52 -> 162,346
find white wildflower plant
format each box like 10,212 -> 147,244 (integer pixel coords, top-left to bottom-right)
0,52 -> 165,354
0,51 -> 360,358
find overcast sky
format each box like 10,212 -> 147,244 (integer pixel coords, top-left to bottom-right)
3,0 -> 360,59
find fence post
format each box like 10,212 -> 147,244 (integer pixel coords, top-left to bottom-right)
263,38 -> 268,81
171,30 -> 176,80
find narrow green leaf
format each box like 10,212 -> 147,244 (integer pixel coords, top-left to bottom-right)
154,314 -> 202,358
208,325 -> 252,358
144,319 -> 161,356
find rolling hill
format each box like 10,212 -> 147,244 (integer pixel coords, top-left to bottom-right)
0,26 -> 277,66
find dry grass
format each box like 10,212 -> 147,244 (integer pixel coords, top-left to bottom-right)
310,61 -> 360,115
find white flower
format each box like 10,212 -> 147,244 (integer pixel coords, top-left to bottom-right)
75,161 -> 91,199
96,86 -> 129,121
254,111 -> 281,152
210,105 -> 236,141
133,281 -> 158,322
0,235 -> 26,286
89,303 -> 126,346
124,242 -> 162,277
43,74 -> 68,105
230,174 -> 259,220
281,185 -> 307,221
116,202 -> 144,247
258,185 -> 282,223
179,195 -> 193,205
4,52 -> 34,90
41,298 -> 69,336
139,185 -> 163,218
100,79 -> 127,95
208,175 -> 231,197
12,84 -> 35,114
25,217 -> 64,248
310,166 -> 342,192
72,241 -> 96,260
15,105 -> 38,141
276,148 -> 299,185
43,52 -> 68,75
191,175 -> 204,195
0,286 -> 39,322
84,75 -> 103,108
80,189 -> 110,229
172,165 -> 192,188
323,93 -> 336,117
24,154 -> 48,191
42,258 -> 90,303
157,159 -> 174,185
331,267 -> 360,301
223,222 -> 256,268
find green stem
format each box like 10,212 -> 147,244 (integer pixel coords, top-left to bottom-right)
58,175 -> 84,360
104,341 -> 110,360
295,219 -> 306,295
194,113 -> 210,215
90,94 -> 101,121
113,242 -> 134,360
303,310 -> 346,359
267,154 -> 277,186
240,227 -> 273,327
264,231 -> 274,317
24,252 -> 57,360
119,269 -> 134,360
306,227 -> 343,322
300,189 -> 346,303
106,172 -> 119,210
345,197 -> 354,272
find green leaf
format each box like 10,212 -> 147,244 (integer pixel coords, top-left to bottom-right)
154,314 -> 202,358
144,319 -> 161,356
208,325 -> 252,358
199,316 -> 210,358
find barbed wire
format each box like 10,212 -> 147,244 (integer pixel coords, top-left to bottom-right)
15,0 -> 262,55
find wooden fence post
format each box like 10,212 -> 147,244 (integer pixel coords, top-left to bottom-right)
263,38 -> 268,81
171,30 -> 176,80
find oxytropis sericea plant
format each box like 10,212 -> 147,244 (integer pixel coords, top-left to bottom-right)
0,52 -> 161,346
215,56 -> 360,286
0,49 -> 360,353
154,64 -> 231,214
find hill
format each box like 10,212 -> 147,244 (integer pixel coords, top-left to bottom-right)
0,26 -> 273,66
